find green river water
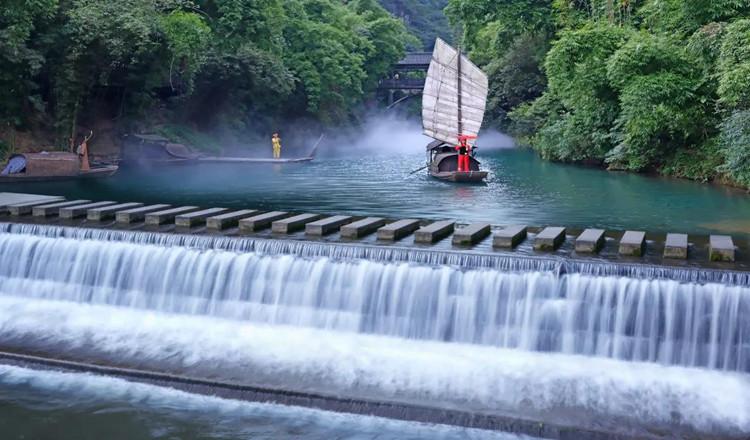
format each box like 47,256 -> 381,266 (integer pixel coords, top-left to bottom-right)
3,148 -> 749,236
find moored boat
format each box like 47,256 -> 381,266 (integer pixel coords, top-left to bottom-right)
120,134 -> 199,166
0,152 -> 118,182
422,38 -> 489,183
199,133 -> 322,164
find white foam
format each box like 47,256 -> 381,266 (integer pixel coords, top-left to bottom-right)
1,232 -> 748,372
0,296 -> 747,434
0,363 -> 527,440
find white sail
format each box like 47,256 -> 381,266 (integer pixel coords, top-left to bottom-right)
422,38 -> 488,145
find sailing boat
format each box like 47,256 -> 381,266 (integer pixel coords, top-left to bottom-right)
422,38 -> 489,183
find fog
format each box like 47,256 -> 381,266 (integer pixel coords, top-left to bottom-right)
316,114 -> 517,159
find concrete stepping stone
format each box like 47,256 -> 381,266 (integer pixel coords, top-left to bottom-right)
87,202 -> 143,221
414,221 -> 455,243
175,207 -> 230,227
340,217 -> 385,238
493,225 -> 527,248
206,210 -> 258,230
452,223 -> 491,245
534,227 -> 566,251
377,219 -> 420,240
710,235 -> 735,262
306,215 -> 353,236
60,201 -> 117,219
0,193 -> 62,213
575,229 -> 605,253
8,197 -> 65,215
619,231 -> 646,256
272,213 -> 321,233
116,204 -> 171,223
32,200 -> 91,217
145,206 -> 200,225
664,233 -> 688,259
239,211 -> 290,231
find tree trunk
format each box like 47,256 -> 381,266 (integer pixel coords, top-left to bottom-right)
9,122 -> 15,155
607,0 -> 615,23
70,96 -> 79,146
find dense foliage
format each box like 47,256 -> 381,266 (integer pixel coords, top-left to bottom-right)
448,0 -> 750,188
0,0 -> 411,149
378,0 -> 451,49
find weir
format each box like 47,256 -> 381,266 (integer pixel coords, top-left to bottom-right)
1,221 -> 749,437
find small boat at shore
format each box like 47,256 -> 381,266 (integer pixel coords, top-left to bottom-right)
0,152 -> 118,182
422,38 -> 489,183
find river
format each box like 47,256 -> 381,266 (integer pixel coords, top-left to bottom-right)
1,136 -> 750,439
3,147 -> 750,236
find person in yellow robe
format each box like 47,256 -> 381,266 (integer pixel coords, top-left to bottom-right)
272,133 -> 281,159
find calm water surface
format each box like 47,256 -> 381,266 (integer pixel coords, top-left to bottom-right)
3,148 -> 748,235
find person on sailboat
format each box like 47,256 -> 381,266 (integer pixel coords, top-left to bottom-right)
456,136 -> 471,172
271,133 -> 281,159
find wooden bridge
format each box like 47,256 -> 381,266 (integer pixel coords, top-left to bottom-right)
378,52 -> 431,106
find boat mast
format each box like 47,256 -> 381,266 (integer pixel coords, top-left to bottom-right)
457,46 -> 462,137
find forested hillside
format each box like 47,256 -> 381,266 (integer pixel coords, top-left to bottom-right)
378,0 -> 452,49
447,0 -> 750,188
1,0 -> 412,154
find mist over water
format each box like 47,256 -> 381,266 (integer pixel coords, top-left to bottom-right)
318,115 -> 517,158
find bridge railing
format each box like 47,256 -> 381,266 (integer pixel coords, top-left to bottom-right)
377,78 -> 425,90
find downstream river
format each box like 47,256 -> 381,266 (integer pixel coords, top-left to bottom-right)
3,148 -> 750,236
0,364 -> 530,440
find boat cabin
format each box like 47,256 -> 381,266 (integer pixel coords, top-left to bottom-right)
1,152 -> 80,176
426,140 -> 481,173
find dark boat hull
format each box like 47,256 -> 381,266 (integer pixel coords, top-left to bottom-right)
0,166 -> 118,182
198,156 -> 314,164
427,150 -> 488,183
430,170 -> 488,182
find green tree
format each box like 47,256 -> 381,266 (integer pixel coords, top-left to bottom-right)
717,19 -> 750,187
0,0 -> 58,128
605,33 -> 708,170
528,24 -> 630,162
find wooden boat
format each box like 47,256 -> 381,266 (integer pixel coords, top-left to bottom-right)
0,152 -> 118,182
426,140 -> 487,183
121,134 -> 199,165
422,38 -> 489,183
199,134 -> 322,164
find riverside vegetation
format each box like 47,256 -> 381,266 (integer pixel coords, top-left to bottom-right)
3,0 -> 750,191
446,0 -> 750,189
0,0 -> 414,153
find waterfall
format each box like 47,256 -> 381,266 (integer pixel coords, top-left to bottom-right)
1,223 -> 748,372
2,222 -> 750,284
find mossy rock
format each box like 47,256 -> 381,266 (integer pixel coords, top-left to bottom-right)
710,251 -> 732,262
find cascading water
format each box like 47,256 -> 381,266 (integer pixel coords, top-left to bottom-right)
0,223 -> 749,437
1,225 -> 748,372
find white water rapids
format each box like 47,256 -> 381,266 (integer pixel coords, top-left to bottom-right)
0,224 -> 748,436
